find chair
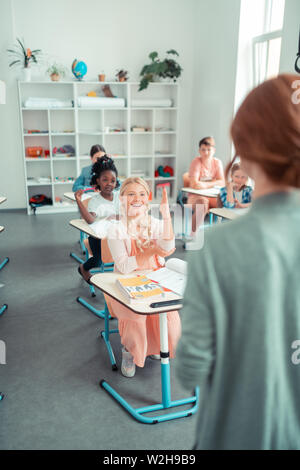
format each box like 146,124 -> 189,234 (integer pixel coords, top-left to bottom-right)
76,239 -> 119,370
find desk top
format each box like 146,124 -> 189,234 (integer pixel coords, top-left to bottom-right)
91,271 -> 183,315
64,192 -> 76,202
209,207 -> 249,220
69,218 -> 100,238
0,197 -> 7,205
0,226 -> 4,233
182,187 -> 220,198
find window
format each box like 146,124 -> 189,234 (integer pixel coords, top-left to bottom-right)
252,0 -> 285,86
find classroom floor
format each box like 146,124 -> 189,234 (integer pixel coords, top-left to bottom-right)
0,210 -> 197,450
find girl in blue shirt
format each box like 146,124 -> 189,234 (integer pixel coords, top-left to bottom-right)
219,163 -> 252,209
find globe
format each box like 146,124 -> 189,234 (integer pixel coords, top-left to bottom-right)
71,59 -> 87,80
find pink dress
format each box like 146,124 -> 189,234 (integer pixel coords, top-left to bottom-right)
188,156 -> 224,206
104,218 -> 181,368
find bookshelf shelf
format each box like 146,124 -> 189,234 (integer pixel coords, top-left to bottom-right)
18,81 -> 179,214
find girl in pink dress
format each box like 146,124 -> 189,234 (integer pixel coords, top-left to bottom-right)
104,177 -> 181,377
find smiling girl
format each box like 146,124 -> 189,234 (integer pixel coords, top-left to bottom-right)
102,177 -> 181,378
75,155 -> 120,283
219,163 -> 252,209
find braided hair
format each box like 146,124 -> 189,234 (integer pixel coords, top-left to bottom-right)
90,155 -> 120,189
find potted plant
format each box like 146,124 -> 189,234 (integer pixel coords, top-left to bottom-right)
115,69 -> 129,82
138,50 -> 182,91
7,38 -> 41,81
46,63 -> 66,82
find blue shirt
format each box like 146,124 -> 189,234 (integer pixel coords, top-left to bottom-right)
72,165 -> 93,191
219,185 -> 252,208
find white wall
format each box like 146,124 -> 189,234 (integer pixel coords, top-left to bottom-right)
191,0 -> 241,166
0,0 -> 198,209
0,0 -> 25,209
280,0 -> 300,73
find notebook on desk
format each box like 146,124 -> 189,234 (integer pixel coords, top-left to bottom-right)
149,258 -> 187,297
116,275 -> 165,303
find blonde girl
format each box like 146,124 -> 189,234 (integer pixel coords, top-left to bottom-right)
102,177 -> 181,378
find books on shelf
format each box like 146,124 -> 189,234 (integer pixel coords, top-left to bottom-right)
116,275 -> 165,303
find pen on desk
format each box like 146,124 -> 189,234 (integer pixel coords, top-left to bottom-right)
150,299 -> 182,308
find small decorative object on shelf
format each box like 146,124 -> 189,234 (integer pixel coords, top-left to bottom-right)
26,146 -> 44,157
7,38 -> 41,82
98,72 -> 106,82
46,63 -> 66,82
115,69 -> 129,82
52,145 -> 75,156
139,50 -> 182,91
71,59 -> 87,80
155,165 -> 174,178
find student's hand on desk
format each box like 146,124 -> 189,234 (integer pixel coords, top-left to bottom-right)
234,200 -> 243,208
75,189 -> 84,202
159,187 -> 171,219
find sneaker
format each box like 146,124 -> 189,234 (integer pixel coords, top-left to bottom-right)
150,354 -> 161,360
121,348 -> 136,378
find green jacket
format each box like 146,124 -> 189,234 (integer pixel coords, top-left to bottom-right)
176,191 -> 300,450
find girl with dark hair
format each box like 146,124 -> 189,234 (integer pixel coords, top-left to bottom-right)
75,155 -> 120,283
72,144 -> 106,192
176,74 -> 300,450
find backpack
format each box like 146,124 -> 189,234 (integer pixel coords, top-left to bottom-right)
29,194 -> 53,213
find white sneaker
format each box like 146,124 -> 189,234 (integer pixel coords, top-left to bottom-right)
121,348 -> 136,378
150,354 -> 161,360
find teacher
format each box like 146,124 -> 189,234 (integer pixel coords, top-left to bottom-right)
176,74 -> 300,450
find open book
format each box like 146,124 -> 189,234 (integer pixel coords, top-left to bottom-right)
149,258 -> 187,296
116,275 -> 165,303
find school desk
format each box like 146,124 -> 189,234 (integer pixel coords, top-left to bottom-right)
209,207 -> 249,224
63,192 -> 76,202
182,186 -> 220,198
69,218 -> 114,306
90,271 -> 199,424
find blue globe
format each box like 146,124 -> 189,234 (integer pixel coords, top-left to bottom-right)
72,59 -> 87,80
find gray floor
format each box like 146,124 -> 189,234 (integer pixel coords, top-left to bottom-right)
0,210 -> 197,450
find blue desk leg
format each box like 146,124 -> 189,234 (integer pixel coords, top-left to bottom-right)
70,231 -> 86,264
100,312 -> 199,424
100,303 -> 119,370
0,304 -> 8,316
0,257 -> 9,272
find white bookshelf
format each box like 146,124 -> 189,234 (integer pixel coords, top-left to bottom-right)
18,81 -> 179,214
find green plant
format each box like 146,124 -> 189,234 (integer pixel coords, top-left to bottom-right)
139,50 -> 182,91
7,38 -> 41,68
46,63 -> 66,77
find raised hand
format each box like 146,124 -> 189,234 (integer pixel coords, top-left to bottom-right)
75,189 -> 84,202
159,187 -> 171,219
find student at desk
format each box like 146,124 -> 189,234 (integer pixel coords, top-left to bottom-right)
219,162 -> 252,209
95,177 -> 181,378
72,144 -> 106,191
187,137 -> 225,233
75,155 -> 120,283
176,74 -> 300,450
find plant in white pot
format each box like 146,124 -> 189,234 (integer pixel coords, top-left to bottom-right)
7,38 -> 41,81
139,50 -> 182,91
46,63 -> 66,82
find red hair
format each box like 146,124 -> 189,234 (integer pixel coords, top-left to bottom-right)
229,74 -> 300,188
